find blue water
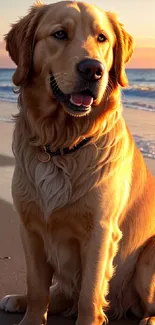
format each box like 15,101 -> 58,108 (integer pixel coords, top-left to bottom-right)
0,68 -> 155,159
0,68 -> 155,110
122,69 -> 155,112
0,69 -> 17,103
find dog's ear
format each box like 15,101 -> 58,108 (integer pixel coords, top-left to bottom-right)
5,3 -> 46,86
107,12 -> 134,87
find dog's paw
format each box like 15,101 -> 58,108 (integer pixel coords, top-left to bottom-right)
140,317 -> 155,325
0,294 -> 26,313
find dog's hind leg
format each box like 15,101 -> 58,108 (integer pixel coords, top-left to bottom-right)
132,236 -> 155,325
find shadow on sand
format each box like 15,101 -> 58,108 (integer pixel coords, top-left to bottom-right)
0,154 -> 15,167
0,311 -> 77,325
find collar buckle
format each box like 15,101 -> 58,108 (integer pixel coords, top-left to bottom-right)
38,146 -> 51,163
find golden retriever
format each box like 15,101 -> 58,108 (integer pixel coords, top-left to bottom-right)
1,1 -> 155,325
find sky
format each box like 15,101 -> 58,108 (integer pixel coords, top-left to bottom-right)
0,0 -> 155,68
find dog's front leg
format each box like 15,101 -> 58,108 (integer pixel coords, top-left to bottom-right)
18,224 -> 53,325
77,215 -> 122,325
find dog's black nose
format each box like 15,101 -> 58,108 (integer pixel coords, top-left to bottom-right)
77,59 -> 104,81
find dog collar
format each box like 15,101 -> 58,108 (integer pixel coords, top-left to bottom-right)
38,137 -> 92,162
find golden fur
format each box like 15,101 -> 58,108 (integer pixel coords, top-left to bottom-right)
1,2 -> 155,325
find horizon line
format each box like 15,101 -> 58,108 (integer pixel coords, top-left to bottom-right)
0,67 -> 155,70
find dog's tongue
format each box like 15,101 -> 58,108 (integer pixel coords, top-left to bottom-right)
70,93 -> 93,107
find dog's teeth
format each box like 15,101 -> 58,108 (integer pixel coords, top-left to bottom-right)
69,97 -> 81,106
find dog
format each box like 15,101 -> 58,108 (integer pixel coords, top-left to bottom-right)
1,1 -> 155,325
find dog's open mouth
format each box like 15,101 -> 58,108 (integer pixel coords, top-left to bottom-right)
50,75 -> 94,116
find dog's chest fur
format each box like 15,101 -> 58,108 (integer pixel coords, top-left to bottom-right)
13,142 -> 99,304
28,143 -> 100,219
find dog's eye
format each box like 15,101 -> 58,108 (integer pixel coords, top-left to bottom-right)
52,30 -> 68,40
98,33 -> 107,42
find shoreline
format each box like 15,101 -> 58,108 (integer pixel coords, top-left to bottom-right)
0,100 -> 155,160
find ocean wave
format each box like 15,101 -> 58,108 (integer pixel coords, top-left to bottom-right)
123,99 -> 155,112
0,116 -> 14,123
0,82 -> 14,87
123,85 -> 155,98
0,96 -> 17,103
0,85 -> 15,92
130,78 -> 155,83
134,135 -> 155,160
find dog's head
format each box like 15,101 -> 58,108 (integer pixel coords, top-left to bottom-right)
6,1 -> 133,116
5,1 -> 134,146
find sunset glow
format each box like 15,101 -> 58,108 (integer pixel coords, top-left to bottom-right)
0,0 -> 155,68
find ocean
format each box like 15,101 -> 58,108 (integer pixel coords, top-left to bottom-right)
0,68 -> 155,110
0,68 -> 155,159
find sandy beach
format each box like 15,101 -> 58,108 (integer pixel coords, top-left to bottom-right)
0,101 -> 155,325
